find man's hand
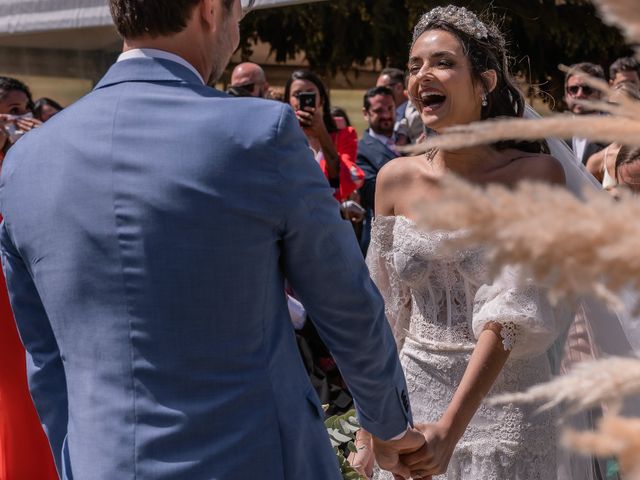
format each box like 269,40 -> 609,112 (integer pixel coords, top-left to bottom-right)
372,428 -> 428,479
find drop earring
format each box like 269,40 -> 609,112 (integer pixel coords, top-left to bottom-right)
481,95 -> 488,107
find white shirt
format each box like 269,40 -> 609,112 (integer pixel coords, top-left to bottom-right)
572,137 -> 588,164
117,48 -> 205,85
368,128 -> 397,154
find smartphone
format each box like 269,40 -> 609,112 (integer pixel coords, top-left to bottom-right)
298,92 -> 316,110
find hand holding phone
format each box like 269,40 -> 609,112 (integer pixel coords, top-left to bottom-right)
297,92 -> 316,110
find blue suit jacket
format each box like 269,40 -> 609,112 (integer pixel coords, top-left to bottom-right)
356,130 -> 399,213
0,58 -> 411,479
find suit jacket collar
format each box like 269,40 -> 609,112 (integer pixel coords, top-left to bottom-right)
361,130 -> 398,160
94,57 -> 207,91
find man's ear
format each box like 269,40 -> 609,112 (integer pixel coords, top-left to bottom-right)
481,69 -> 498,95
362,108 -> 369,121
199,0 -> 216,30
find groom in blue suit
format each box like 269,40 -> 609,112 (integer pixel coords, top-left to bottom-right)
0,0 -> 428,479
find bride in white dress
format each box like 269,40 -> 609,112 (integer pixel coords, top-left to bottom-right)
351,6 -> 573,479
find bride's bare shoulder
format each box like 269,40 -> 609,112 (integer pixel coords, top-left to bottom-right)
376,155 -> 431,216
377,155 -> 427,187
504,150 -> 566,186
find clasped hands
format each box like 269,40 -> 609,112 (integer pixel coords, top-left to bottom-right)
349,422 -> 456,480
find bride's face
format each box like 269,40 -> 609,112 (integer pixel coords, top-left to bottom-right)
408,29 -> 484,132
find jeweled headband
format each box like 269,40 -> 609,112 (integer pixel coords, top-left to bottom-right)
413,5 -> 490,44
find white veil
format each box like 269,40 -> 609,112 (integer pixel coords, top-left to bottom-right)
525,105 -> 638,480
526,105 -> 637,357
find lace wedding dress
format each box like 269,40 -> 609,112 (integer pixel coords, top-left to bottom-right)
369,215 -> 569,480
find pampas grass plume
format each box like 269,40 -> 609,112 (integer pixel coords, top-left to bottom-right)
413,176 -> 640,308
489,357 -> 640,415
563,415 -> 640,480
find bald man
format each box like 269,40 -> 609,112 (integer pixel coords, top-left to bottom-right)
229,62 -> 269,97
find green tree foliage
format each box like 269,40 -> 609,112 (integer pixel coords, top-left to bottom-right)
240,0 -> 632,105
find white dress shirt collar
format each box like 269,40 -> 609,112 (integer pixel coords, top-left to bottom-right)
368,129 -> 398,154
117,48 -> 205,85
368,128 -> 394,146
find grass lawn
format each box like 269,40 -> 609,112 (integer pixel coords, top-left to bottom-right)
331,89 -> 368,138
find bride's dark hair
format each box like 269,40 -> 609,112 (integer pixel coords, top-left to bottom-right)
412,6 -> 547,153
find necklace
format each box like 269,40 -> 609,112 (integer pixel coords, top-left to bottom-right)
424,148 -> 438,163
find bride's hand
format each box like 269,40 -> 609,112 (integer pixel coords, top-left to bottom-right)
348,430 -> 375,478
401,422 -> 458,477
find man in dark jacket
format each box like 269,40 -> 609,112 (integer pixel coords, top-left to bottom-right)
357,86 -> 399,254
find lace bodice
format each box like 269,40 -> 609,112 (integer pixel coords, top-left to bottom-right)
367,215 -> 562,358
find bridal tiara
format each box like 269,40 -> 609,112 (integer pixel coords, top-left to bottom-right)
414,5 -> 490,41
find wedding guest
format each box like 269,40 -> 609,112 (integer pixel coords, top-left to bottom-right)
330,106 -> 352,129
586,82 -> 640,189
34,97 -> 64,122
0,77 -> 57,480
564,63 -> 607,165
614,146 -> 640,194
228,61 -> 269,98
376,68 -> 422,144
285,70 -> 365,203
609,56 -> 640,88
0,77 -> 42,156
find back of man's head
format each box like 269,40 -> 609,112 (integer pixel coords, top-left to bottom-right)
109,0 -> 235,39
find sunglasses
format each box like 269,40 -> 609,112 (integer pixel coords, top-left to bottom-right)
566,85 -> 596,96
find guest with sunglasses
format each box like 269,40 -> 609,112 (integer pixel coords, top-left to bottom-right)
564,62 -> 607,165
228,62 -> 269,98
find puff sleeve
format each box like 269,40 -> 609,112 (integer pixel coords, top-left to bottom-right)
472,266 -> 566,359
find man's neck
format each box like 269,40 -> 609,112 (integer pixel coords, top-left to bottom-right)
369,128 -> 393,139
123,37 -> 210,83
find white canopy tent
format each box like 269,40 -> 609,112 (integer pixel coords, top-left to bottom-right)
0,0 -> 326,80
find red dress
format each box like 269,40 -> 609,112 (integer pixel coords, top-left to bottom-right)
317,126 -> 364,202
0,215 -> 58,479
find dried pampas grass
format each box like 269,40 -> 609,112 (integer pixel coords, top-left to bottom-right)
402,115 -> 640,156
563,415 -> 640,480
591,0 -> 640,54
413,175 -> 640,308
489,357 -> 640,415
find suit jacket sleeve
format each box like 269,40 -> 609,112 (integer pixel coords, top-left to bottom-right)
273,106 -> 412,439
0,222 -> 68,474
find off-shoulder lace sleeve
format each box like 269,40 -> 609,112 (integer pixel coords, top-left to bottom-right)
366,217 -> 412,351
472,266 -> 563,359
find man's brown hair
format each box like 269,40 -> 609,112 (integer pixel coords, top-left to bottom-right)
109,0 -> 235,39
564,62 -> 605,90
